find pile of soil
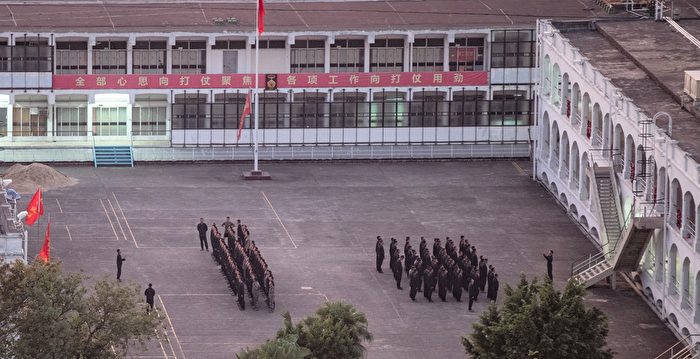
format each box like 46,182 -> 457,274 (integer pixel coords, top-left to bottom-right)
2,163 -> 76,194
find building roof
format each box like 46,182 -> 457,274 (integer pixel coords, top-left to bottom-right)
0,0 -> 614,33
557,18 -> 700,162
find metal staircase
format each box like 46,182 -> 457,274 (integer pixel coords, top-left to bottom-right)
93,146 -> 134,167
655,335 -> 700,359
570,163 -> 663,287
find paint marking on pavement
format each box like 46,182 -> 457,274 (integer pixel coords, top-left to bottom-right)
158,295 -> 186,359
99,199 -> 120,241
65,225 -> 73,241
512,161 -> 527,176
55,198 -> 63,213
261,191 -> 298,249
112,192 -> 140,248
107,198 -> 128,242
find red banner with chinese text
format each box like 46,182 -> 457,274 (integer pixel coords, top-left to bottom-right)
52,71 -> 488,90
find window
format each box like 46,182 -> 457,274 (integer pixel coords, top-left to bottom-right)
370,39 -> 404,72
12,106 -> 47,136
0,38 -> 52,72
55,107 -> 87,136
172,94 -> 209,129
251,40 -> 286,49
491,30 -> 534,68
330,92 -> 367,127
0,108 -> 6,137
291,92 -> 328,128
93,107 -> 127,136
259,93 -> 289,129
133,95 -> 167,136
172,41 -> 206,74
410,91 -> 448,127
412,38 -> 444,72
56,41 -> 87,74
330,39 -> 364,73
212,40 -> 247,50
371,91 -> 407,127
451,91 -> 487,126
291,39 -> 325,73
212,93 -> 246,129
449,37 -> 484,71
93,40 -> 127,74
491,90 -> 531,125
133,41 -> 166,74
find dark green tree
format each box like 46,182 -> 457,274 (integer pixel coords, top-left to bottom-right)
462,275 -> 613,359
237,334 -> 311,359
0,260 -> 161,358
276,301 -> 373,359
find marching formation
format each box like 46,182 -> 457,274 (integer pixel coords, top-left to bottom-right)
209,219 -> 275,312
376,235 -> 499,311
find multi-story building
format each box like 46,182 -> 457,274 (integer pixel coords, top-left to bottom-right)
535,10 -> 700,342
0,1 -> 606,162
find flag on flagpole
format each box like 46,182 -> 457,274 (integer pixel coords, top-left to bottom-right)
37,222 -> 50,262
25,188 -> 43,226
237,89 -> 252,141
257,0 -> 265,34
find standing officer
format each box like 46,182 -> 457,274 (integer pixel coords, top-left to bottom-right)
543,250 -> 554,281
452,267 -> 463,302
423,265 -> 435,302
116,249 -> 126,282
389,238 -> 398,272
409,265 -> 419,301
432,238 -> 441,258
144,283 -> 155,313
489,273 -> 500,302
437,266 -> 448,302
468,278 -> 479,312
375,236 -> 385,273
197,218 -> 209,251
394,255 -> 404,289
479,257 -> 488,292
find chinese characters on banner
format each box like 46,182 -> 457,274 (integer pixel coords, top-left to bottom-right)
52,71 -> 488,90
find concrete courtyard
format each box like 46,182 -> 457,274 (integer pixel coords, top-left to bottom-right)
14,160 -> 678,358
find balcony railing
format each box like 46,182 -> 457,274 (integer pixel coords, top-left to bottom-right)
593,131 -> 603,147
560,164 -> 569,180
670,278 -> 680,297
685,220 -> 696,242
571,112 -> 582,129
682,289 -> 692,311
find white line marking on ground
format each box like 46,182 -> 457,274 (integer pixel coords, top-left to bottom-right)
157,307 -> 178,359
55,198 -> 63,213
112,192 -> 139,248
158,295 -> 186,359
369,270 -> 404,323
107,198 -> 128,242
99,199 -> 120,241
65,225 -> 73,241
499,8 -> 514,25
261,191 -> 298,249
479,0 -> 492,10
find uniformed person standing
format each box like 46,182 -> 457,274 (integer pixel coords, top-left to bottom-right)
489,273 -> 500,302
423,265 -> 435,302
389,238 -> 398,272
479,257 -> 488,292
116,249 -> 126,282
437,266 -> 448,302
409,265 -> 419,301
197,218 -> 209,251
394,255 -> 404,289
452,267 -> 463,302
144,283 -> 155,313
375,236 -> 385,273
468,278 -> 479,311
543,250 -> 554,281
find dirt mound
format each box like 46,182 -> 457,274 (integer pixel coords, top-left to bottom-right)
2,163 -> 77,194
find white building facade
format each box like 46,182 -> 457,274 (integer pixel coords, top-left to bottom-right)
535,19 -> 700,338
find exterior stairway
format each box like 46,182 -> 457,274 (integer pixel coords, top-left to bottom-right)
570,165 -> 663,288
93,146 -> 134,167
655,336 -> 700,359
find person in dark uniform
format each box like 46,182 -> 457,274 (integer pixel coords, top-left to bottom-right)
432,238 -> 441,258
423,265 -> 435,302
437,266 -> 448,302
486,265 -> 495,298
375,236 -> 385,273
479,257 -> 488,291
468,278 -> 479,311
452,267 -> 463,302
409,265 -> 419,301
488,273 -> 500,302
415,259 -> 423,292
144,283 -> 155,313
394,255 -> 404,289
405,246 -> 414,275
197,218 -> 209,251
470,267 -> 480,301
389,238 -> 398,272
236,219 -> 244,245
543,250 -> 554,281
404,236 -> 411,258
116,249 -> 125,282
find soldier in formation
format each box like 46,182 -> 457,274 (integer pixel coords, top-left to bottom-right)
376,234 -> 500,309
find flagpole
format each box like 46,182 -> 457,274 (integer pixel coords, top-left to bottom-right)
253,0 -> 260,172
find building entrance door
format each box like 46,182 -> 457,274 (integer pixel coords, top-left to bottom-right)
223,51 -> 238,73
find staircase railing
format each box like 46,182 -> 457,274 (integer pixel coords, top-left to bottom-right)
654,334 -> 700,359
571,208 -> 633,277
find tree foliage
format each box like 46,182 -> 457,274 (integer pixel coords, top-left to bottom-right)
462,275 -> 613,359
0,260 -> 161,358
236,334 -> 311,359
240,301 -> 372,359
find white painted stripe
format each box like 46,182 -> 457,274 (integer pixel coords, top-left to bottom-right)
261,191 -> 298,249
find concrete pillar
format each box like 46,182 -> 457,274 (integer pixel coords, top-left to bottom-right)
127,35 -> 135,74
365,35 -> 373,72
324,35 -> 333,73
87,36 -> 95,74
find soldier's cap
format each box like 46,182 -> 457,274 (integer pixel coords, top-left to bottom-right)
377,236 -> 381,239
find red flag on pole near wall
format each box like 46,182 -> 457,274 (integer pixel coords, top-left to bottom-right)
237,90 -> 252,141
25,188 -> 43,226
37,222 -> 50,262
258,0 -> 265,34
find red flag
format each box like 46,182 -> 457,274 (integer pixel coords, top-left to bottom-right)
237,90 -> 252,141
257,0 -> 265,34
37,222 -> 50,262
25,188 -> 43,226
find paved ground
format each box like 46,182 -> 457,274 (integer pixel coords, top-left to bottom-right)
9,160 -> 678,358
